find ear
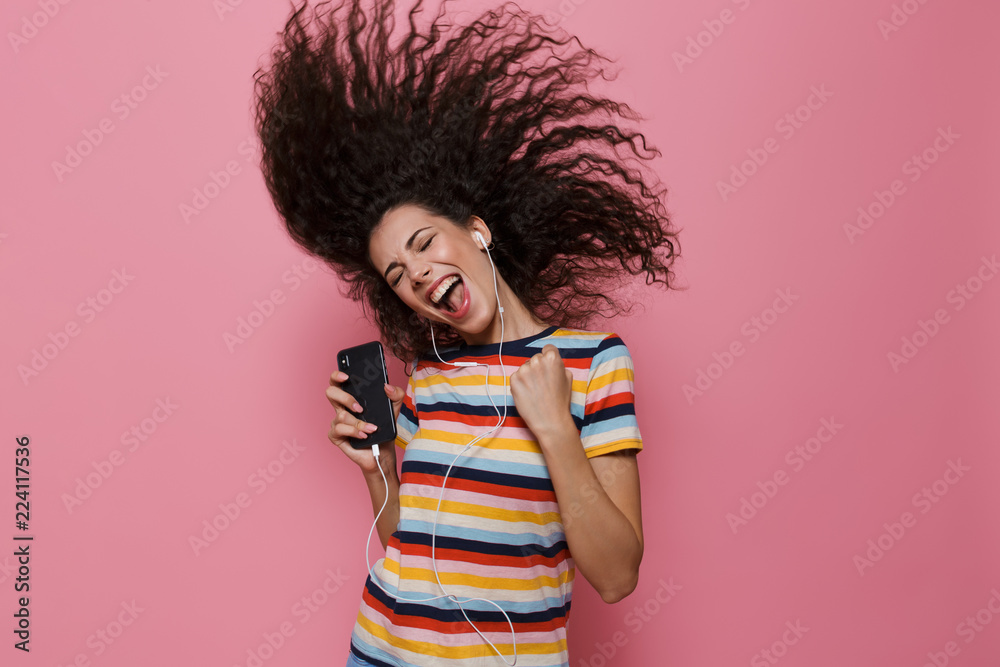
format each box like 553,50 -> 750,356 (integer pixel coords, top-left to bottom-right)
468,216 -> 490,248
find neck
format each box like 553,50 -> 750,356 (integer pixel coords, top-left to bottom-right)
459,280 -> 548,346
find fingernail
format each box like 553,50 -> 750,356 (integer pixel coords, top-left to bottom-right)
353,402 -> 362,412
365,423 -> 378,432
339,372 -> 348,380
359,431 -> 368,439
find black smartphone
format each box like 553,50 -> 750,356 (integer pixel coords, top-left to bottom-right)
336,340 -> 397,449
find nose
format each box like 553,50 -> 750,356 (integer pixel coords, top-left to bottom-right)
408,259 -> 432,286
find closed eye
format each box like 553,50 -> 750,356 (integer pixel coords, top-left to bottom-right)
391,235 -> 434,287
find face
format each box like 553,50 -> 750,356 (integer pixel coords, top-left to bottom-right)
368,204 -> 497,334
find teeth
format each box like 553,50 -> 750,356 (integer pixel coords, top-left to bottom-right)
430,275 -> 460,305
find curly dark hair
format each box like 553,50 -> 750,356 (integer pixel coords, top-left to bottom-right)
251,0 -> 683,365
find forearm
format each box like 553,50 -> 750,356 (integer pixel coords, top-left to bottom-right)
364,457 -> 400,550
539,425 -> 642,603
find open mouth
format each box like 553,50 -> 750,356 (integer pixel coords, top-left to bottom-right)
430,274 -> 466,314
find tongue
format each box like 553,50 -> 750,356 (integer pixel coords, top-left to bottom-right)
446,279 -> 465,313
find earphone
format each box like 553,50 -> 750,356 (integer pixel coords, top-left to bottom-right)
366,227 -> 519,665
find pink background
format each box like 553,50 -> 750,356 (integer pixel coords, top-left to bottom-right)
3,0 -> 999,665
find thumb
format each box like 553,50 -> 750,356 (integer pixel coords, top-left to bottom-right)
384,382 -> 404,403
385,382 -> 405,421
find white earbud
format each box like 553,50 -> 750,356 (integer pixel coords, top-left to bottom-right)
474,231 -> 486,250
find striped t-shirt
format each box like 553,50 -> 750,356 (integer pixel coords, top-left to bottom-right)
349,325 -> 643,667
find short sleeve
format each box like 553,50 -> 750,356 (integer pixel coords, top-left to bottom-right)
394,372 -> 419,450
579,334 -> 643,458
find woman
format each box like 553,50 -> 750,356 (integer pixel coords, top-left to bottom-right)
252,1 -> 681,664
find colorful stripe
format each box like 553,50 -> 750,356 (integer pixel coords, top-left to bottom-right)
349,327 -> 642,666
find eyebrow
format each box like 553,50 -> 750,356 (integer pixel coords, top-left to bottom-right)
383,226 -> 433,281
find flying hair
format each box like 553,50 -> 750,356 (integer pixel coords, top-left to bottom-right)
252,0 -> 683,365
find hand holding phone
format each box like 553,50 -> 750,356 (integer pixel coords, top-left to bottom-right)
326,341 -> 401,468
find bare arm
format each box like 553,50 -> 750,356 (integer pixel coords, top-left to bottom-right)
539,425 -> 644,604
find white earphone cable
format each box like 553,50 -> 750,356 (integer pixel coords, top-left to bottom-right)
364,230 -> 518,665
